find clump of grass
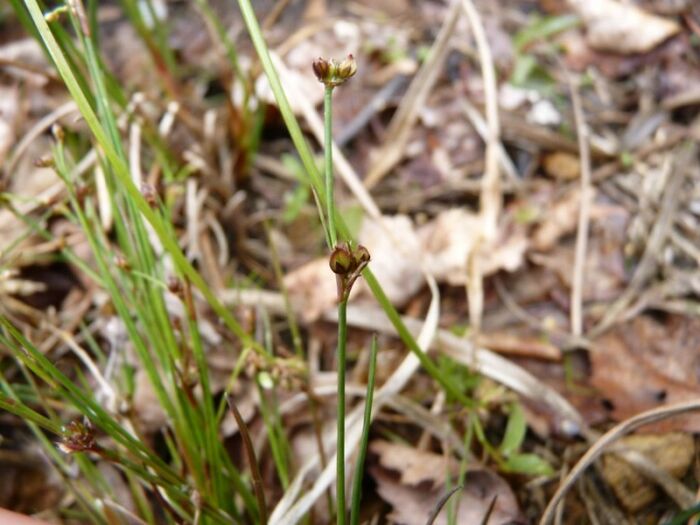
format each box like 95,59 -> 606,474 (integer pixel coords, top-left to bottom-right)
3,1 -> 265,523
1,1 -> 493,524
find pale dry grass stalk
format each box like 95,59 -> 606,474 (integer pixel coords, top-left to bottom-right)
460,0 -> 501,333
568,74 -> 592,338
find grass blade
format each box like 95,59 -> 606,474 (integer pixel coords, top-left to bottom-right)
426,486 -> 462,525
228,396 -> 267,524
349,336 -> 378,525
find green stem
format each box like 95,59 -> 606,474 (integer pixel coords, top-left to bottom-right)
336,298 -> 348,525
350,336 -> 378,525
324,86 -> 337,247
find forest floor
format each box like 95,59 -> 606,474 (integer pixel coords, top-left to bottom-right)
2,0 -> 700,524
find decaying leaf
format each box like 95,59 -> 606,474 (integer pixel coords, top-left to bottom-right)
601,432 -> 694,513
419,209 -> 482,286
591,316 -> 700,432
568,0 -> 680,54
370,440 -> 523,525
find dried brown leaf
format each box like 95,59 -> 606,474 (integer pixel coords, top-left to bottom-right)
590,316 -> 700,432
370,440 -> 522,525
601,432 -> 694,512
569,0 -> 680,54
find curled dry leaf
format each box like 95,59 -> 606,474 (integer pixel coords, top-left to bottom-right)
370,440 -> 523,525
568,0 -> 680,54
419,209 -> 481,286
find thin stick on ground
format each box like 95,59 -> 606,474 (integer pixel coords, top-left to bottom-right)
567,73 -> 592,338
460,0 -> 501,333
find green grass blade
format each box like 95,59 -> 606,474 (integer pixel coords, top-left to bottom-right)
349,335 -> 378,525
235,0 -> 473,409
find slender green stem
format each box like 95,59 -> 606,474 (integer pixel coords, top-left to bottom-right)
350,336 -> 378,525
336,298 -> 348,525
236,0 -> 477,411
324,86 -> 337,246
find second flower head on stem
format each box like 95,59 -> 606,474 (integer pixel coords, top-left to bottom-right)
329,242 -> 370,302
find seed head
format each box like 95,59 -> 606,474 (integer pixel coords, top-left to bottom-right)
312,54 -> 357,88
353,244 -> 370,266
313,57 -> 332,84
329,244 -> 354,274
58,420 -> 97,454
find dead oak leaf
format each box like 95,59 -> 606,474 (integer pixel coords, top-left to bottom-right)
370,440 -> 523,525
568,0 -> 680,54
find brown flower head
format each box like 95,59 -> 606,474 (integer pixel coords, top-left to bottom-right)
312,54 -> 357,88
329,244 -> 354,275
58,420 -> 97,454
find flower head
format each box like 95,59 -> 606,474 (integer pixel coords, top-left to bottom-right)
312,55 -> 357,88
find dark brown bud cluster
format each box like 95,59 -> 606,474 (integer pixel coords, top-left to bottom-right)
58,420 -> 98,454
329,243 -> 369,275
329,242 -> 370,301
312,55 -> 357,88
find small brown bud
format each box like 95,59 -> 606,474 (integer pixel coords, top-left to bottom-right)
336,54 -> 357,81
115,254 -> 130,271
312,57 -> 331,84
313,54 -> 357,88
44,5 -> 68,23
58,420 -> 97,454
354,244 -> 370,266
329,245 -> 354,274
